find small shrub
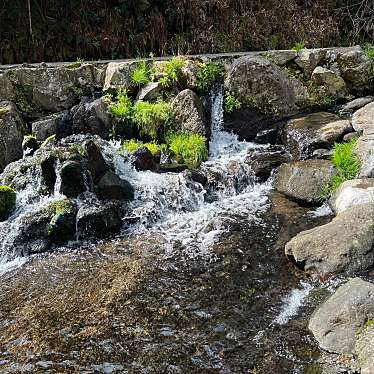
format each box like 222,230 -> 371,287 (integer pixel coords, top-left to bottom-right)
154,56 -> 186,88
365,44 -> 374,75
196,62 -> 224,94
108,89 -> 133,119
167,132 -> 208,168
224,91 -> 242,113
132,61 -> 151,86
122,139 -> 164,155
292,41 -> 305,52
321,138 -> 360,198
0,185 -> 16,220
133,100 -> 172,139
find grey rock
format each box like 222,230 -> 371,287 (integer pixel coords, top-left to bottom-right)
343,131 -> 359,142
352,102 -> 374,134
263,50 -> 297,66
339,96 -> 374,115
276,159 -> 337,204
32,111 -> 66,141
136,82 -> 162,102
225,55 -> 309,118
311,66 -> 346,98
171,89 -> 207,135
355,323 -> 374,374
285,204 -> 374,275
104,61 -> 138,92
97,171 -> 134,201
295,49 -> 326,77
309,278 -> 374,354
356,134 -> 374,177
0,101 -> 27,172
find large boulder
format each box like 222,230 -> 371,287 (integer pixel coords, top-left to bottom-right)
171,89 -> 208,136
225,55 -> 309,118
355,322 -> 374,374
331,178 -> 374,214
0,64 -> 105,114
0,101 -> 27,172
285,203 -> 374,275
70,97 -> 114,139
339,96 -> 374,115
76,202 -> 123,239
352,101 -> 374,134
96,171 -> 134,201
311,66 -> 346,98
356,134 -> 374,177
295,49 -> 326,77
85,140 -> 110,184
309,278 -> 374,354
275,160 -> 337,204
280,112 -> 344,159
103,61 -> 138,92
133,147 -> 157,171
60,160 -> 86,198
32,111 -> 67,141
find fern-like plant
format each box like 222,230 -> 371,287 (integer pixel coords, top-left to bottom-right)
132,61 -> 151,86
196,62 -> 224,94
108,89 -> 133,119
154,56 -> 186,88
224,91 -> 242,113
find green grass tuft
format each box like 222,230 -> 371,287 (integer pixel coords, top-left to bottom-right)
224,91 -> 242,113
292,41 -> 305,52
132,61 -> 151,86
133,100 -> 172,140
196,62 -> 224,94
67,58 -> 84,69
321,138 -> 360,198
122,139 -> 164,155
167,132 -> 208,168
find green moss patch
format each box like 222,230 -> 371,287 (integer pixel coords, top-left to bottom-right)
0,185 -> 16,220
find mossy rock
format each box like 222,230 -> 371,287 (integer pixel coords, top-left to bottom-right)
0,185 -> 16,221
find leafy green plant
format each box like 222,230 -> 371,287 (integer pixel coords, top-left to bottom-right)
196,62 -> 224,94
292,41 -> 305,52
108,89 -> 133,119
154,56 -> 186,88
132,61 -> 151,86
0,185 -> 16,220
133,100 -> 172,139
167,132 -> 208,168
122,139 -> 164,155
224,91 -> 242,113
365,44 -> 374,75
67,58 -> 84,69
321,138 -> 360,198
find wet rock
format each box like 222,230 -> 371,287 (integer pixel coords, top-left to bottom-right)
76,202 -> 122,239
254,127 -> 278,144
70,97 -> 113,139
309,278 -> 374,354
311,67 -> 346,98
285,203 -> 374,275
275,160 -> 337,204
281,112 -> 342,159
225,55 -> 309,118
330,178 -> 374,214
60,160 -> 86,198
133,147 -> 157,171
104,61 -> 138,92
352,101 -> 374,134
0,101 -> 27,172
245,146 -> 291,181
295,49 -> 326,77
0,185 -> 16,221
343,131 -> 359,142
22,135 -> 39,156
40,155 -> 57,192
158,163 -> 189,173
223,108 -> 276,141
136,82 -> 162,102
182,169 -> 208,186
32,112 -> 66,141
171,89 -> 207,136
0,64 -> 105,114
312,148 -> 332,159
339,96 -> 374,115
85,140 -> 110,184
97,171 -> 134,201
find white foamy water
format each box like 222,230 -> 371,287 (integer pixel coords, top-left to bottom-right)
273,281 -> 314,325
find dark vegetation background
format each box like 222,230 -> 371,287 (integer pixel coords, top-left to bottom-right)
0,0 -> 373,64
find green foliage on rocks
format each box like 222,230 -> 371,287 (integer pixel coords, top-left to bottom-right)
321,138 -> 360,198
365,44 -> 374,75
0,185 -> 16,220
122,139 -> 164,155
292,40 -> 305,52
156,56 -> 187,88
132,61 -> 152,86
224,91 -> 242,113
167,131 -> 208,168
67,58 -> 84,70
107,89 -> 133,119
133,101 -> 172,140
196,62 -> 224,94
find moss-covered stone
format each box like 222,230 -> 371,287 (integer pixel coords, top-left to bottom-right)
0,185 -> 16,221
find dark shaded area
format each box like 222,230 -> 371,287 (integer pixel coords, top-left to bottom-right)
1,0 -> 373,65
